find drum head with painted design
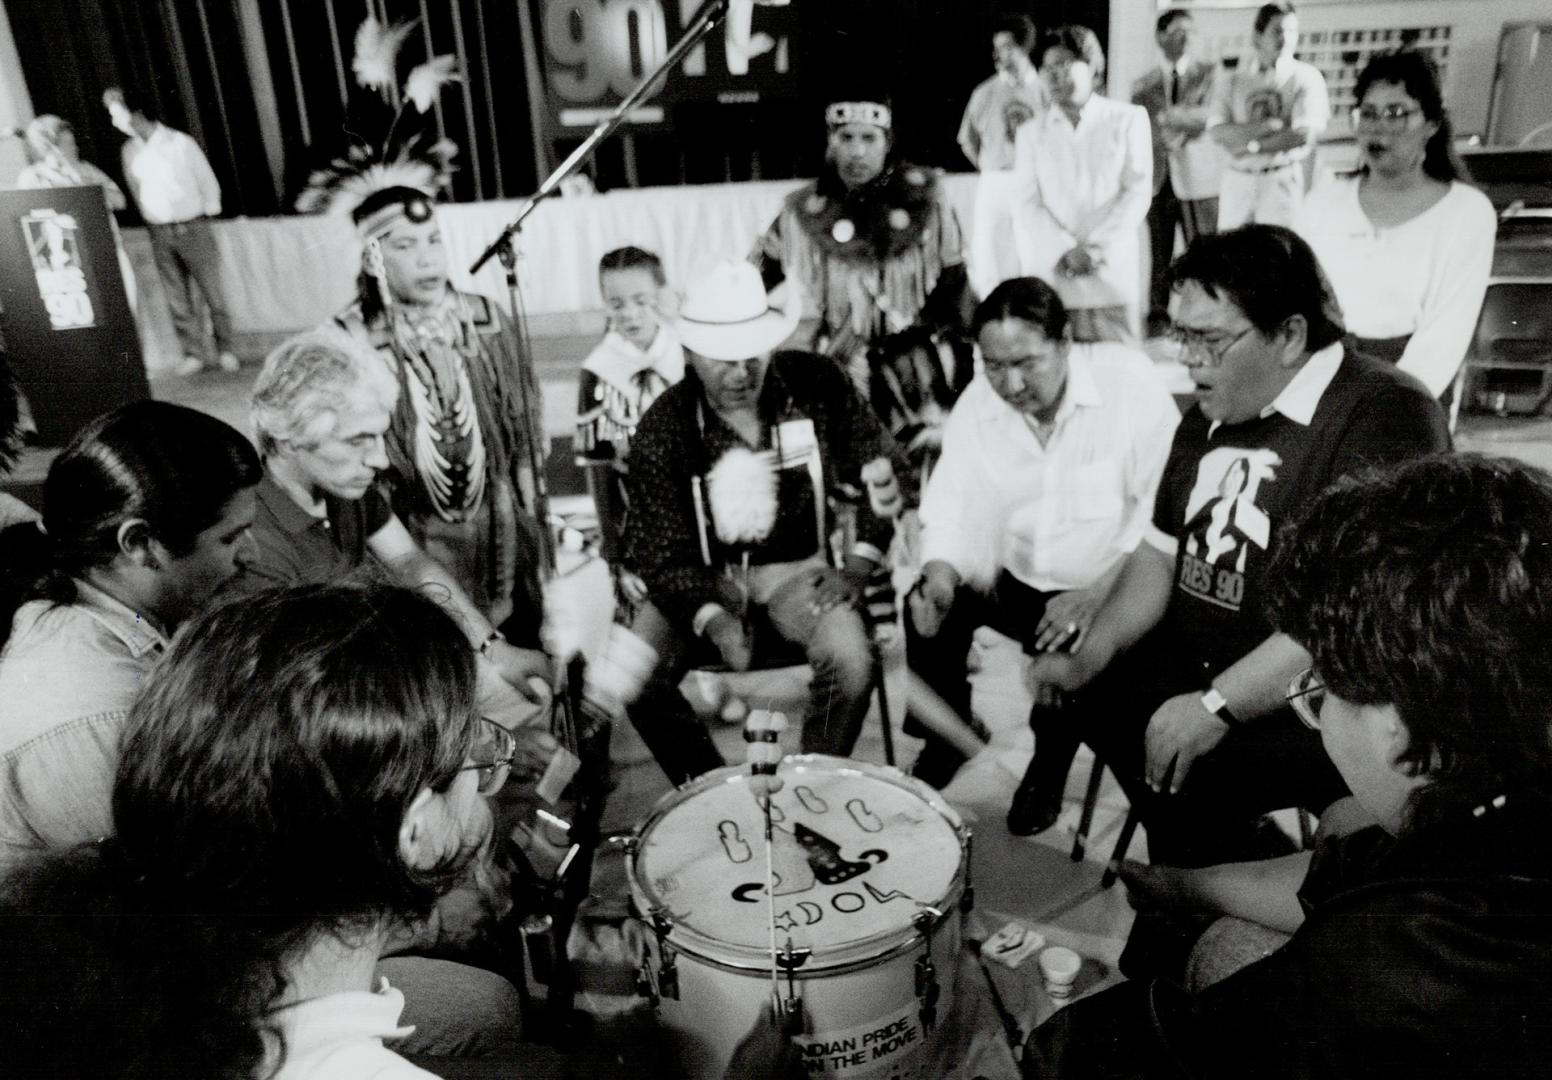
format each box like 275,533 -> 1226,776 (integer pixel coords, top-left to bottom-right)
633,759 -> 963,959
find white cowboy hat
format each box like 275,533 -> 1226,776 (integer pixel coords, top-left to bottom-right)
675,258 -> 801,361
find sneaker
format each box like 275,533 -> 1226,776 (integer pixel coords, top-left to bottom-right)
174,355 -> 205,377
217,351 -> 241,373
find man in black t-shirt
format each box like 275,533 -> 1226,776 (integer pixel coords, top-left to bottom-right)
1023,456 -> 1552,1080
1008,226 -> 1450,865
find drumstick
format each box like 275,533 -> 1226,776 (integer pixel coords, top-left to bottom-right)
744,708 -> 788,1007
764,795 -> 780,1006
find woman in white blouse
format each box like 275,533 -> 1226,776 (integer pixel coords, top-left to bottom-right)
1293,51 -> 1495,404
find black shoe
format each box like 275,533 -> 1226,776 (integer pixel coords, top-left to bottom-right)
1007,772 -> 1064,836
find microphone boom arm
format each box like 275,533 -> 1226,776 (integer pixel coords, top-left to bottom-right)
469,0 -> 739,275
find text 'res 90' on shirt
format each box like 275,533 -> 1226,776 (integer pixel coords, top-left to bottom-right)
1150,352 -> 1449,670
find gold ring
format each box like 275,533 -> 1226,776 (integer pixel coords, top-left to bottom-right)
1066,622 -> 1077,635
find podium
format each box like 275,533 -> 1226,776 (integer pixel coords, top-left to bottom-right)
0,185 -> 146,447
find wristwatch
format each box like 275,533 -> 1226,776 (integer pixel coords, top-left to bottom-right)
1200,687 -> 1241,726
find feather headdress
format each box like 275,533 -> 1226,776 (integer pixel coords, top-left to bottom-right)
296,17 -> 461,235
352,16 -> 418,95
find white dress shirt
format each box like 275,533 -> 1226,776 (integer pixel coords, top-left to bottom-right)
1294,178 -> 1496,397
120,123 -> 222,224
1012,94 -> 1153,310
921,342 -> 1180,591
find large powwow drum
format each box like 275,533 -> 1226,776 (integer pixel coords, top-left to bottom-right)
626,756 -> 970,1078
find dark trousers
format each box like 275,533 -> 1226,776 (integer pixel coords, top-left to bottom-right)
625,572 -> 877,786
1146,184 -> 1218,324
148,219 -> 233,363
1028,631 -> 1348,867
904,570 -> 1055,787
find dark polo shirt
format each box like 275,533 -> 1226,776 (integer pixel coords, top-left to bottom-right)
244,473 -> 394,590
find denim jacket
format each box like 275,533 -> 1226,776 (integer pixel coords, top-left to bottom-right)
0,580 -> 167,869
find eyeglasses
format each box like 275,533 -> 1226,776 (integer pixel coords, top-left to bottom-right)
442,717 -> 518,795
1350,104 -> 1423,133
1286,667 -> 1326,731
1168,324 -> 1256,368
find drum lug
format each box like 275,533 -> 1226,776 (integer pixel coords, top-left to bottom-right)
657,943 -> 680,1001
635,944 -> 660,1007
645,908 -> 680,1001
608,832 -> 640,856
914,952 -> 940,1034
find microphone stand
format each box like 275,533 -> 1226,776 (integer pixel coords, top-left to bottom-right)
467,0 -> 741,277
468,0 -> 745,1042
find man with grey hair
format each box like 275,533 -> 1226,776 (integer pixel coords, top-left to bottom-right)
245,326 -> 551,703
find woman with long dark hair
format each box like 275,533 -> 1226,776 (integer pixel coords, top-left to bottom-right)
1293,50 -> 1496,404
0,584 -> 512,1079
0,400 -> 260,867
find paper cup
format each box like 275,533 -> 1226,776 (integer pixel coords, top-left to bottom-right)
1038,946 -> 1082,998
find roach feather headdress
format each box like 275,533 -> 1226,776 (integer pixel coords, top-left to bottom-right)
295,16 -> 461,240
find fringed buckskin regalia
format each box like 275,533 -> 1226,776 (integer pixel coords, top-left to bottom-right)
756,158 -> 974,469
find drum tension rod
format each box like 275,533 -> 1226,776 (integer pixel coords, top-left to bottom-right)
776,939 -> 811,1025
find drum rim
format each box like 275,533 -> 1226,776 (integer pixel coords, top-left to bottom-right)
628,755 -> 971,970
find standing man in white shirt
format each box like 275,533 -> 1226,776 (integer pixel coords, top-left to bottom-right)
1134,11 -> 1223,338
904,277 -> 1180,788
1013,26 -> 1153,345
958,14 -> 1049,299
1207,3 -> 1329,230
104,87 -> 236,377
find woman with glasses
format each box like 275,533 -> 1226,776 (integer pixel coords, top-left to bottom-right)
0,584 -> 551,1080
1293,50 -> 1496,405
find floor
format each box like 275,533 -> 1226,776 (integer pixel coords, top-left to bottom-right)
11,334 -> 1552,1075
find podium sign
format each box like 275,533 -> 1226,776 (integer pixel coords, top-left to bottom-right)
0,185 -> 146,447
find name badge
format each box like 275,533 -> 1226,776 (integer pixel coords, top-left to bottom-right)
774,418 -> 818,469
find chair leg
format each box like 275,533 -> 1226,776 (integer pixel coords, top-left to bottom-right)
1071,756 -> 1107,862
873,659 -> 896,768
1297,808 -> 1315,850
1101,808 -> 1141,889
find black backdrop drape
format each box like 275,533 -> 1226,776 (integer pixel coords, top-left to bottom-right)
6,0 -> 1108,218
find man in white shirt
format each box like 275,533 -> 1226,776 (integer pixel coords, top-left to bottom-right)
104,87 -> 236,377
905,277 -> 1179,788
1134,11 -> 1223,337
1015,226 -> 1448,855
958,15 -> 1049,299
1013,25 -> 1152,345
1207,3 -> 1329,229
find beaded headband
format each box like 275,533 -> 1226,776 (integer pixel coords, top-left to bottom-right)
825,101 -> 892,130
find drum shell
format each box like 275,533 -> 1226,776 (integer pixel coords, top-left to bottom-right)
627,756 -> 970,1079
645,906 -> 961,1078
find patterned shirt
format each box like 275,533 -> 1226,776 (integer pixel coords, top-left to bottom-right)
958,71 -> 1049,172
626,352 -> 895,628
